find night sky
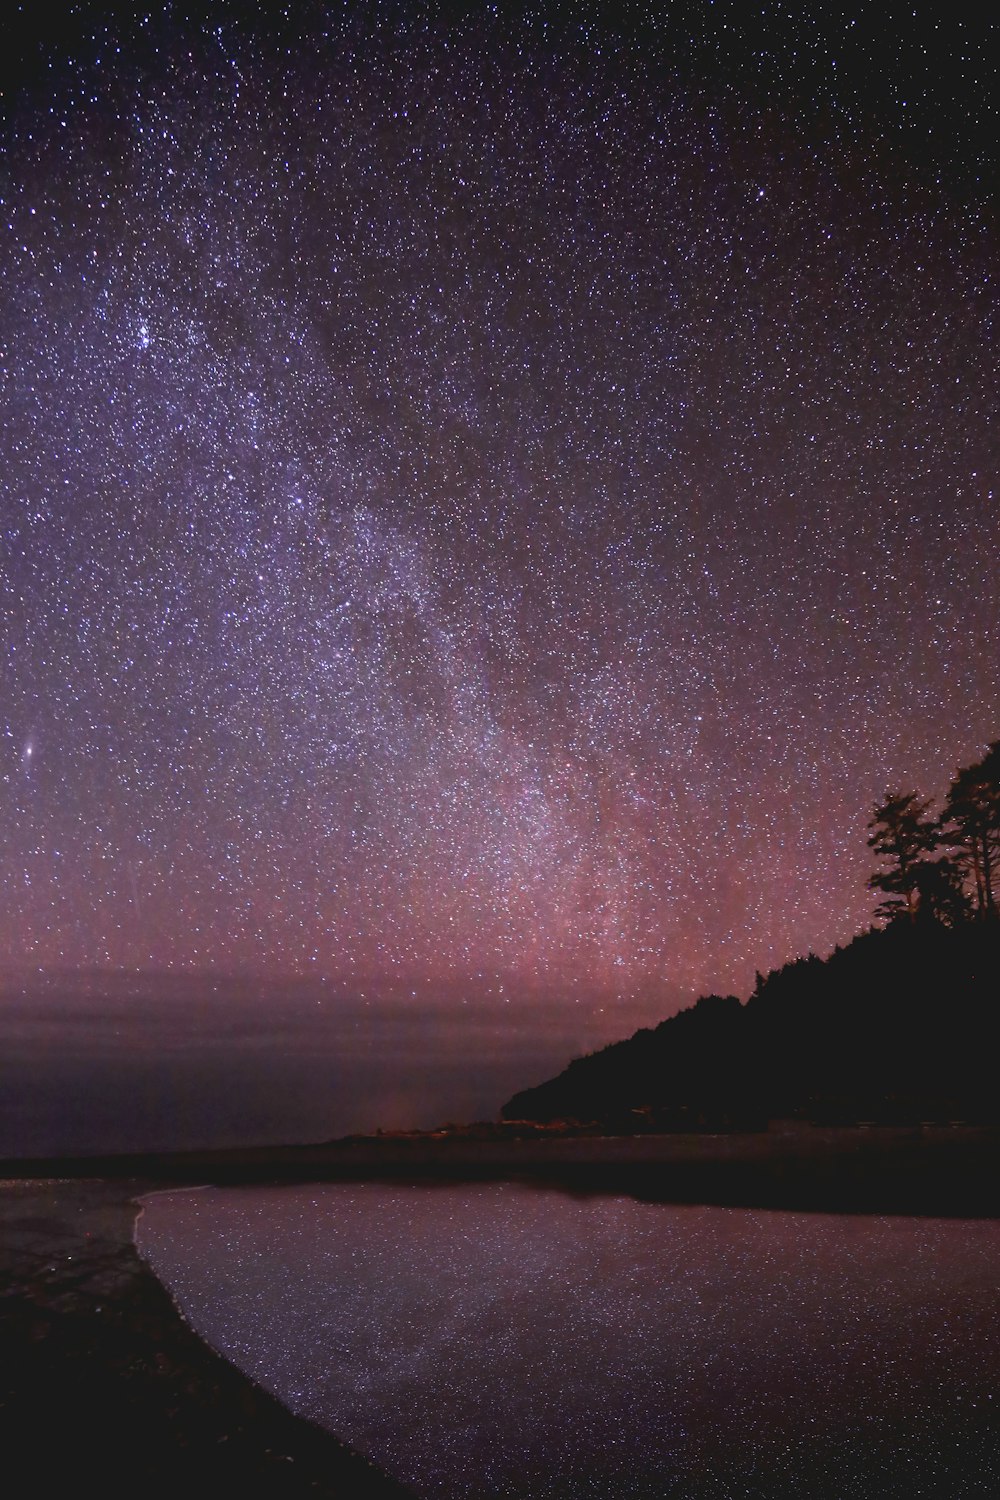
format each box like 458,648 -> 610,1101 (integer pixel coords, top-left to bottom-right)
3,3 -> 998,1007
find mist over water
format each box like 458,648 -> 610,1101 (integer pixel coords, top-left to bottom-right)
0,971 -> 652,1155
139,1182 -> 1000,1499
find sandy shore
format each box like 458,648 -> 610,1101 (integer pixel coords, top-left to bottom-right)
4,1130 -> 1000,1498
0,1176 -> 413,1499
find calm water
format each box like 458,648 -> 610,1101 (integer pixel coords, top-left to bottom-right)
138,1184 -> 1000,1498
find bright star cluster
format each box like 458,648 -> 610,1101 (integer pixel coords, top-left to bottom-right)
2,6 -> 997,1002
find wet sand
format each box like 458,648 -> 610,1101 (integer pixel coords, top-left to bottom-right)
3,1130 -> 1000,1499
0,1177 -> 413,1499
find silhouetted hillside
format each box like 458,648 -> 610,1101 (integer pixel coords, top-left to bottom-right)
502,923 -> 1000,1129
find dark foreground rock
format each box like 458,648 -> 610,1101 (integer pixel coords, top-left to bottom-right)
0,1178 -> 413,1500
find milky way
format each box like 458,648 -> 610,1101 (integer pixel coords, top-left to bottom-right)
3,6 -> 998,1001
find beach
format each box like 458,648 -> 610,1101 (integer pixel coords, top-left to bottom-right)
4,1129 -> 1000,1498
0,1176 -> 413,1499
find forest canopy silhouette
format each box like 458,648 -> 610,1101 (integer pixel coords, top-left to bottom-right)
503,742 -> 1000,1130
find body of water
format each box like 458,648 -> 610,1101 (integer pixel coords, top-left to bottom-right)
138,1183 -> 1000,1498
0,975 -> 632,1156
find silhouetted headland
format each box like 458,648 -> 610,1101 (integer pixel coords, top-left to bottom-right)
4,918 -> 1000,1217
503,920 -> 1000,1136
4,926 -> 1000,1500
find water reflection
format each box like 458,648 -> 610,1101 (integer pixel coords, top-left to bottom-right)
139,1184 -> 1000,1498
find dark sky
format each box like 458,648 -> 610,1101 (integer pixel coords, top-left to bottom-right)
3,2 -> 998,1009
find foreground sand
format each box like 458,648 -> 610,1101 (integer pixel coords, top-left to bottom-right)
0,1177 -> 414,1499
4,1130 -> 1000,1500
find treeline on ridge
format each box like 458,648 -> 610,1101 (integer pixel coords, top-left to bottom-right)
502,741 -> 1000,1130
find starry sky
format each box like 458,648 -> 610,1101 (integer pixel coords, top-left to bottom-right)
3,3 -> 998,1008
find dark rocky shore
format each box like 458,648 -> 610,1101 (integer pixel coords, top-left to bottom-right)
0,1177 -> 413,1500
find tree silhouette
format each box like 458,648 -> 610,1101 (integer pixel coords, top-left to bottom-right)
503,737 -> 1000,1133
867,791 -> 941,924
941,744 -> 1000,920
910,855 -> 972,927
